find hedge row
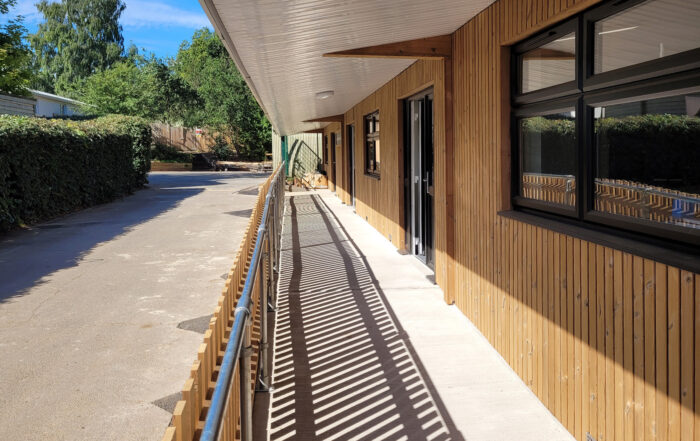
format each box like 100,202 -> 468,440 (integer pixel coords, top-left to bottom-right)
521,114 -> 700,191
521,116 -> 576,175
597,114 -> 700,190
151,142 -> 194,163
0,114 -> 152,232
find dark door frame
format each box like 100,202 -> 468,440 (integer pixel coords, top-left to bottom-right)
403,87 -> 435,269
330,132 -> 337,190
347,124 -> 356,207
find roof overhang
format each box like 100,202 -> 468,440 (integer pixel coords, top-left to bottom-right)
198,0 -> 496,135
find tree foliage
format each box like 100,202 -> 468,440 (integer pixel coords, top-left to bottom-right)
76,51 -> 199,124
29,0 -> 124,94
174,28 -> 271,161
0,0 -> 33,95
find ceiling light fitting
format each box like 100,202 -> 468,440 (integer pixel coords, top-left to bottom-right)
315,90 -> 334,100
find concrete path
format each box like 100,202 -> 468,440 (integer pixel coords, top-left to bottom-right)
0,172 -> 268,441
262,190 -> 574,441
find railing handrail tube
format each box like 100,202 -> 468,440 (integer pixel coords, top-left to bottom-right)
594,178 -> 700,205
200,163 -> 285,441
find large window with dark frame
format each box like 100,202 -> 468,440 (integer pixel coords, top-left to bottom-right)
365,111 -> 381,177
512,0 -> 700,247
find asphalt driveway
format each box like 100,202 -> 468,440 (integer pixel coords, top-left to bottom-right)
0,171 -> 267,441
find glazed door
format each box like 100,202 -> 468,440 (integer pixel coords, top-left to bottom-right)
404,88 -> 434,269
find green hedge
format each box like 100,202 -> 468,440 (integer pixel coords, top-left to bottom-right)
521,114 -> 700,191
151,143 -> 194,163
0,114 -> 151,231
521,116 -> 576,175
597,114 -> 700,190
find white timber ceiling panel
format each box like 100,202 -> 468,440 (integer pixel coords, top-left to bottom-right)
199,0 -> 496,135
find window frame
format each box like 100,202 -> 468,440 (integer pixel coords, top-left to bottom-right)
511,97 -> 583,219
511,0 -> 700,248
512,18 -> 581,105
364,110 -> 380,178
582,0 -> 700,92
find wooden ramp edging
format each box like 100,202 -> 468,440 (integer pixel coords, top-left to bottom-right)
162,166 -> 280,441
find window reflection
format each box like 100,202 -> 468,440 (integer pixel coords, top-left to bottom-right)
594,0 -> 700,74
594,91 -> 700,229
521,32 -> 576,93
519,110 -> 577,206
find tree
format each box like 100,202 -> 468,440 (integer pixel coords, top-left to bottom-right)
0,0 -> 33,95
77,51 -> 199,124
29,0 -> 124,94
174,28 -> 271,161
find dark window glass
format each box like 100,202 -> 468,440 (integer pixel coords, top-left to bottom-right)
513,0 -> 700,245
365,111 -> 380,176
594,0 -> 700,74
519,109 -> 577,207
520,32 -> 576,93
593,90 -> 700,230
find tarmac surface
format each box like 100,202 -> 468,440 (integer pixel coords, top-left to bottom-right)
0,171 -> 267,441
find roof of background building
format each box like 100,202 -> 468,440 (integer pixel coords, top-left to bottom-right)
30,90 -> 84,106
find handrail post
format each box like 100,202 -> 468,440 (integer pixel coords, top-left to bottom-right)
240,325 -> 253,441
270,187 -> 279,308
258,227 -> 270,391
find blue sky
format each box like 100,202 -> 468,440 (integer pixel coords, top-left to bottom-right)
7,0 -> 212,58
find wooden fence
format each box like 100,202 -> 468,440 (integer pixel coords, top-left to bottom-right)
152,123 -> 217,153
162,167 -> 278,441
522,173 -> 576,207
522,173 -> 700,228
595,178 -> 700,228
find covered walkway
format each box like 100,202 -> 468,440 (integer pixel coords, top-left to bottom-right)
260,190 -> 575,441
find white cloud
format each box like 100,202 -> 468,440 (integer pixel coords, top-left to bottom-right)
9,0 -> 44,23
5,0 -> 210,29
121,0 -> 210,29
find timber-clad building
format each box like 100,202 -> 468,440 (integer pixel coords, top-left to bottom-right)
200,0 -> 700,439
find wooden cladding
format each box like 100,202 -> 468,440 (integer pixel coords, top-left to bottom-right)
338,58 -> 450,291
325,1 -> 699,441
450,1 -> 698,441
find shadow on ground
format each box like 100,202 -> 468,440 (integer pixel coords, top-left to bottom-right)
0,172 -> 261,303
261,194 -> 464,441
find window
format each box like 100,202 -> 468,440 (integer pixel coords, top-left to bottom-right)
512,0 -> 700,246
365,111 -> 380,177
324,135 -> 329,165
592,0 -> 700,74
518,107 -> 577,208
519,30 -> 576,94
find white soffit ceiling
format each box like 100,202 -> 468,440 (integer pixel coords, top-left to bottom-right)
199,0 -> 496,135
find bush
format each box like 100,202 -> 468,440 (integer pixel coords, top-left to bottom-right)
0,114 -> 151,231
521,114 -> 700,192
151,143 -> 193,163
597,114 -> 700,191
211,135 -> 236,161
520,116 -> 576,175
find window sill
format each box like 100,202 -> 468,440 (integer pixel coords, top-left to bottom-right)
498,209 -> 700,274
364,172 -> 381,180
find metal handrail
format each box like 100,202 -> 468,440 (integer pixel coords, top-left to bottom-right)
594,178 -> 700,205
200,162 -> 286,441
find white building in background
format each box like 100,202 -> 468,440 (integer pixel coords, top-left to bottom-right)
30,90 -> 83,117
0,89 -> 83,117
